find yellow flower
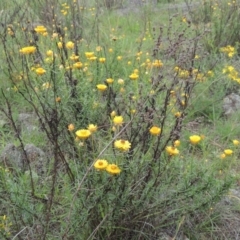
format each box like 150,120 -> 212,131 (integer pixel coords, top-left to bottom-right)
19,46 -> 36,54
106,164 -> 121,174
73,62 -> 83,69
68,124 -> 75,131
46,50 -> 53,57
70,54 -> 79,61
120,87 -> 125,93
130,109 -> 136,114
88,124 -> 97,133
89,56 -> 97,61
117,56 -> 122,60
42,82 -> 51,89
55,96 -> 61,102
179,70 -> 189,79
174,112 -> 182,118
35,67 -> 46,75
174,140 -> 181,147
220,45 -> 235,58
207,70 -> 214,77
165,146 -> 179,156
106,78 -> 114,84
182,16 -> 187,23
110,111 -> 116,118
224,149 -> 233,156
52,33 -> 58,38
129,73 -> 139,80
96,84 -> 107,91
96,46 -> 102,51
233,139 -> 240,146
220,153 -> 226,159
75,129 -> 91,140
118,79 -> 124,85
189,135 -> 201,145
152,59 -> 163,68
57,42 -> 63,49
99,57 -> 106,63
114,139 -> 131,152
94,159 -> 108,170
85,52 -> 95,58
34,25 -> 47,34
66,41 -> 74,49
44,58 -> 53,63
149,126 -> 161,136
113,116 -> 124,126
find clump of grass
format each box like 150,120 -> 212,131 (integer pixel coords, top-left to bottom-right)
187,0 -> 240,52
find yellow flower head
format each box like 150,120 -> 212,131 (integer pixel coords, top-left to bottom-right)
85,52 -> 95,58
114,139 -> 131,152
70,54 -> 79,61
68,123 -> 75,131
57,42 -> 63,49
66,41 -> 74,49
220,153 -> 226,159
110,111 -> 116,118
120,87 -> 125,93
118,79 -> 124,85
99,57 -> 106,63
96,46 -> 102,52
42,82 -> 51,89
149,126 -> 161,136
35,67 -> 46,76
19,46 -> 36,54
96,84 -> 107,91
90,56 -> 97,61
189,135 -> 201,145
165,146 -> 179,156
73,62 -> 83,69
152,59 -> 163,68
55,96 -> 61,102
94,159 -> 108,170
106,164 -> 121,175
129,73 -> 139,80
174,140 -> 181,147
224,149 -> 233,156
106,78 -> 114,84
88,124 -> 97,133
46,50 -> 53,57
52,33 -> 58,38
113,116 -> 124,126
34,25 -> 47,34
75,129 -> 91,140
174,111 -> 182,118
233,139 -> 240,146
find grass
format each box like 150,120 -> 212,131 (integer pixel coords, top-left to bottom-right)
0,0 -> 240,239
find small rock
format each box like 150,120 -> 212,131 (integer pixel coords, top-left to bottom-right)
223,93 -> 240,116
24,144 -> 46,176
0,143 -> 23,170
0,143 -> 46,176
18,113 -> 38,133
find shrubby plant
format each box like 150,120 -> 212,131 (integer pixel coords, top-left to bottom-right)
0,0 -> 238,239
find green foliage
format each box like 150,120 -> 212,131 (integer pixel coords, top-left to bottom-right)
187,0 -> 240,52
0,0 -> 239,239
